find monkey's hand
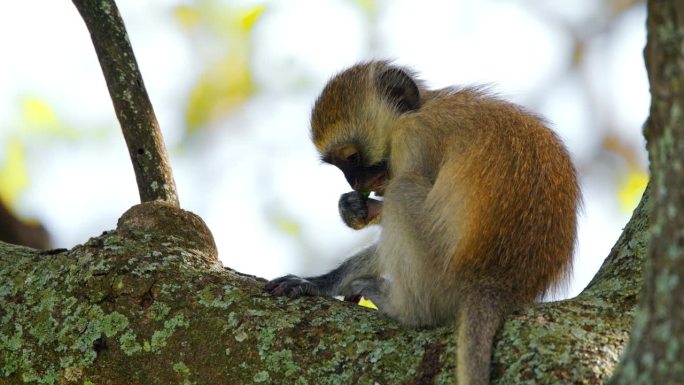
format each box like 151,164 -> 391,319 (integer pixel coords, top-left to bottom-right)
339,191 -> 383,230
264,275 -> 326,298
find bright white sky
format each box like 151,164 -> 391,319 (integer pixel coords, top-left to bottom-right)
0,0 -> 648,299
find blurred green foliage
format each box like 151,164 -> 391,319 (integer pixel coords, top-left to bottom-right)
0,97 -> 85,208
0,138 -> 28,207
175,1 -> 265,135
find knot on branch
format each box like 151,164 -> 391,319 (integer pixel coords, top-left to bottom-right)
117,201 -> 219,265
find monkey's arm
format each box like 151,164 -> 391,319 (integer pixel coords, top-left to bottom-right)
380,173 -> 433,235
265,246 -> 378,300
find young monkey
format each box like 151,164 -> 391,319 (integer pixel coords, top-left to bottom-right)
265,61 -> 580,385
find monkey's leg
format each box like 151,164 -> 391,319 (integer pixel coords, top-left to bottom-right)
384,174 -> 508,385
265,246 -> 378,299
371,174 -> 436,323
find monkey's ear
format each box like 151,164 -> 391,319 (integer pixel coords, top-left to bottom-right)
376,67 -> 420,113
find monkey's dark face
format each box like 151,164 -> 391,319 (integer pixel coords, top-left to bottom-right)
311,61 -> 422,196
323,143 -> 389,195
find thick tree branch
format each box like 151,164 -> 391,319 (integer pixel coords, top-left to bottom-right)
0,201 -> 641,385
72,0 -> 179,206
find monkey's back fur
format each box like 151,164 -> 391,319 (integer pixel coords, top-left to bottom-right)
378,86 -> 579,326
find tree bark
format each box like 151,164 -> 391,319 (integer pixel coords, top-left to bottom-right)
72,0 -> 179,206
607,1 -> 684,383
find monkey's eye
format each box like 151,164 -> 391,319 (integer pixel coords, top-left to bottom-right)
346,151 -> 361,166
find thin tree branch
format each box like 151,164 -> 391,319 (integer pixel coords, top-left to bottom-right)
72,0 -> 179,207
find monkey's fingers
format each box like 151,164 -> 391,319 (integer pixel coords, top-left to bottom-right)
264,275 -> 320,298
339,192 -> 368,229
339,191 -> 384,229
365,199 -> 382,222
264,274 -> 293,292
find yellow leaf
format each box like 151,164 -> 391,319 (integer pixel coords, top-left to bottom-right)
618,171 -> 648,213
269,213 -> 301,236
175,5 -> 201,31
185,54 -> 256,132
240,5 -> 266,33
353,0 -> 377,17
20,97 -> 81,139
358,297 -> 378,310
276,217 -> 301,236
0,139 -> 29,205
22,97 -> 58,128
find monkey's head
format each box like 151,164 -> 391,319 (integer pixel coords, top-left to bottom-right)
310,61 -> 422,195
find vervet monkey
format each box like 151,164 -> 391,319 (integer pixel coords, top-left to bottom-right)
266,61 -> 580,385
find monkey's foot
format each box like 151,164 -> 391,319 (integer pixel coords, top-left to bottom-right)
264,275 -> 323,298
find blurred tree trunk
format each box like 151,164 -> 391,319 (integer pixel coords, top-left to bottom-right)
607,1 -> 684,383
0,1 -> 680,384
0,198 -> 49,249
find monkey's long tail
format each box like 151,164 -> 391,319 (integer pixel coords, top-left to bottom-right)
456,291 -> 509,385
